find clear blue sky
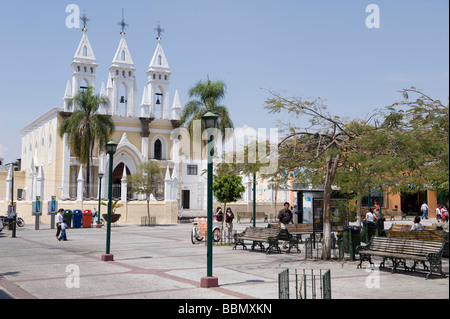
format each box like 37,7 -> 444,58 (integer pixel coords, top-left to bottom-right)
0,0 -> 448,163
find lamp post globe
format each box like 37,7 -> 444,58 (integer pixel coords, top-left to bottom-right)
202,111 -> 218,130
106,140 -> 118,155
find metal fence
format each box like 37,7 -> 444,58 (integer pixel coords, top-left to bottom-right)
213,230 -> 237,245
141,216 -> 157,226
278,268 -> 331,299
304,236 -> 344,260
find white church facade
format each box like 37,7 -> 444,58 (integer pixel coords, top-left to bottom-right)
0,21 -> 292,225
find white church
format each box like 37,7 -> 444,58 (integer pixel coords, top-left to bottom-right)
0,18 -> 292,225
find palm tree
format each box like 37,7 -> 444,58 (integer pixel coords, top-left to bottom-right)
181,76 -> 234,138
58,87 -> 115,199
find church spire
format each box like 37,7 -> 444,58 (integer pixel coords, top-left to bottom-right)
71,13 -> 98,96
108,11 -> 137,117
148,24 -> 170,70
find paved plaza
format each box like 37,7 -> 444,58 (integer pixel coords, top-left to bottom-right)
0,219 -> 448,300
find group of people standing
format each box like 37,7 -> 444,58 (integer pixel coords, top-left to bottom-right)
435,204 -> 449,223
419,202 -> 448,223
214,207 -> 235,234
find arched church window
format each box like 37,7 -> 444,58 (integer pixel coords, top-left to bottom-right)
121,50 -> 126,61
165,75 -> 167,81
154,139 -> 162,160
123,70 -> 126,78
77,66 -> 80,72
90,67 -> 94,74
84,67 -> 87,72
129,71 -> 132,77
153,74 -> 156,80
83,46 -> 87,56
159,74 -> 161,80
158,55 -> 162,65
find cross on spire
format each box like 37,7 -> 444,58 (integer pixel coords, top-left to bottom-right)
155,23 -> 164,40
118,8 -> 129,34
81,11 -> 90,31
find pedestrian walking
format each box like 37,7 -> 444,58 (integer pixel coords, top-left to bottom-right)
56,208 -> 64,239
58,220 -> 69,241
436,205 -> 442,223
278,202 -> 294,249
364,208 -> 378,223
420,202 -> 429,220
441,205 -> 448,223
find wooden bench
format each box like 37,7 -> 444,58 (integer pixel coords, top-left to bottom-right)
233,227 -> 300,254
236,212 -> 268,223
387,230 -> 449,258
269,223 -> 344,235
389,224 -> 436,232
356,237 -> 446,279
382,210 -> 407,220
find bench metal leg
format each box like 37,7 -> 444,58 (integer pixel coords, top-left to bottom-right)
357,254 -> 374,269
266,237 -> 281,254
286,239 -> 301,253
251,241 -> 265,252
233,238 -> 247,250
426,255 -> 446,279
392,258 -> 410,272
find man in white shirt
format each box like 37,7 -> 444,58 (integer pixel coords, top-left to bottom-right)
56,208 -> 64,239
420,202 -> 429,220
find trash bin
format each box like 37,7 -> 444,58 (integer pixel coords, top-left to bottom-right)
63,210 -> 73,228
361,221 -> 378,244
377,217 -> 386,237
72,209 -> 82,228
82,209 -> 92,228
342,225 -> 361,261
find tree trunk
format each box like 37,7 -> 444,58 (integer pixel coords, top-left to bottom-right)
86,158 -> 91,199
86,145 -> 94,199
356,193 -> 363,226
274,190 -> 278,222
147,198 -> 151,225
322,154 -> 340,260
220,203 -> 227,243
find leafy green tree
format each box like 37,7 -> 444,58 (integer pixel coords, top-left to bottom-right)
333,120 -> 399,223
58,87 -> 114,198
181,76 -> 234,139
212,162 -> 245,223
382,88 -> 449,198
127,161 -> 161,223
264,90 -> 385,259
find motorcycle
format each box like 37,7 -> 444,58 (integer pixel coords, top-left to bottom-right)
0,215 -> 25,232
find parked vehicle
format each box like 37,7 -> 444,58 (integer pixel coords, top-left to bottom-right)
0,215 -> 25,232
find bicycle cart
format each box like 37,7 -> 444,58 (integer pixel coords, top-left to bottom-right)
191,217 -> 221,244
